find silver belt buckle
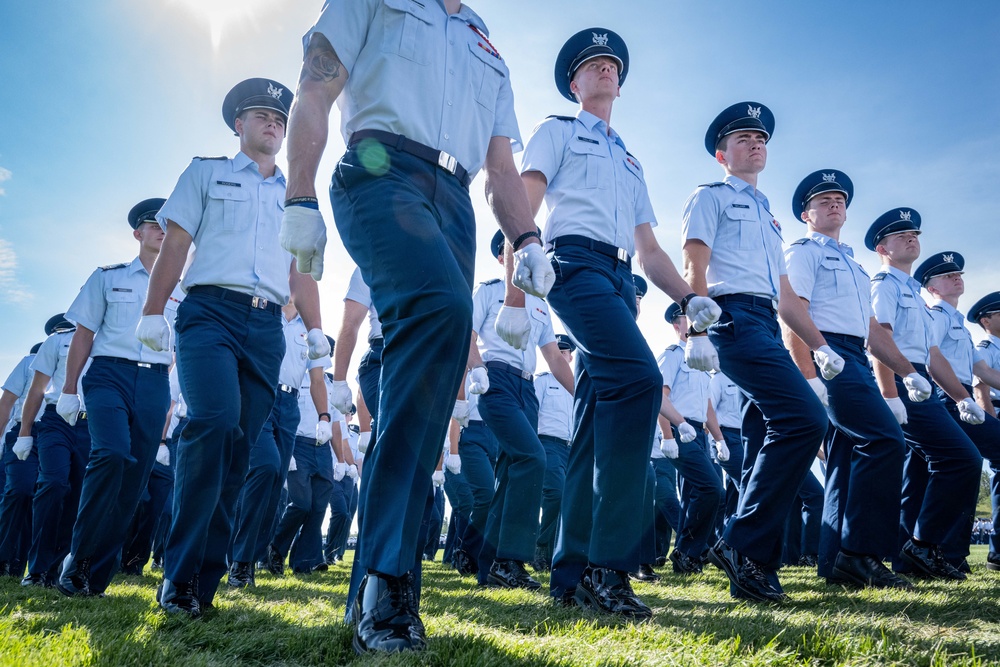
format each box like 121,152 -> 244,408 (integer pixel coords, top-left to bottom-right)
437,150 -> 457,175
617,247 -> 628,262
137,362 -> 151,369
251,296 -> 268,309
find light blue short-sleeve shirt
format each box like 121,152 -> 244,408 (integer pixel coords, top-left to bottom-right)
66,257 -> 175,365
345,266 -> 382,341
534,371 -> 572,441
157,152 -> 291,304
2,353 -> 36,430
871,266 -> 931,366
681,175 -> 786,300
709,370 -> 743,430
305,0 -> 521,177
928,300 -> 975,386
30,331 -> 88,408
278,314 -> 332,388
472,278 -> 555,374
784,232 -> 872,339
657,345 -> 710,423
520,111 -> 656,257
975,335 -> 1000,402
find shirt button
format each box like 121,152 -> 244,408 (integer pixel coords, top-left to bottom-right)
447,100 -> 453,106
444,133 -> 450,140
449,69 -> 455,75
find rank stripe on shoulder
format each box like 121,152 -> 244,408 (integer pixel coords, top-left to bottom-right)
99,262 -> 129,271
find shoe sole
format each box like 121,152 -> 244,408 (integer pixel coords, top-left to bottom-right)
900,551 -> 964,581
56,580 -> 87,598
486,573 -> 540,591
573,588 -> 653,621
711,547 -> 776,603
831,566 -> 912,590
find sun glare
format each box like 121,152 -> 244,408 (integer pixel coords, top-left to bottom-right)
171,0 -> 270,50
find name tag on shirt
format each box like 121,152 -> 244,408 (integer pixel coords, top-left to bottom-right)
112,288 -> 133,292
731,204 -> 749,209
216,180 -> 241,187
576,136 -> 599,145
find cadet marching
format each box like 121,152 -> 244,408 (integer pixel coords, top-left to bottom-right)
1,2 -> 1000,656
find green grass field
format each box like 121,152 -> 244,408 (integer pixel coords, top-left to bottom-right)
2,547 -> 999,666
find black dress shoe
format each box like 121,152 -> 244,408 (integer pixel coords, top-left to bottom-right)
710,540 -> 786,602
312,561 -> 329,573
120,561 -> 144,576
158,578 -> 202,618
57,555 -> 92,597
832,552 -> 913,590
552,589 -> 577,607
629,563 -> 661,582
654,556 -> 667,568
530,546 -> 551,573
453,549 -> 478,577
670,549 -> 704,575
21,573 -> 48,588
797,554 -> 818,568
899,540 -> 965,580
352,571 -> 426,654
987,551 -> 1000,572
487,559 -> 541,591
265,544 -> 284,576
574,566 -> 652,621
227,561 -> 255,588
955,558 -> 971,574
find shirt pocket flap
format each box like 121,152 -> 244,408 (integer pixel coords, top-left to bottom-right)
105,289 -> 138,303
724,206 -> 755,221
383,0 -> 433,23
208,182 -> 250,202
568,139 -> 605,157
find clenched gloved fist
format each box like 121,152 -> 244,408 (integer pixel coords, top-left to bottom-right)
512,242 -> 555,298
281,205 -> 327,281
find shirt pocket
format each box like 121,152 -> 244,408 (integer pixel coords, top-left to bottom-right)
896,296 -> 920,332
105,289 -> 139,327
722,206 -> 762,251
207,182 -> 251,232
527,305 -> 549,346
819,257 -> 851,296
381,0 -> 433,65
567,139 -> 609,189
467,41 -> 506,111
294,331 -> 308,361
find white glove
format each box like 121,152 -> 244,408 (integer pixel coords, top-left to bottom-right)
714,439 -> 730,462
280,205 -> 327,281
432,470 -> 445,487
358,431 -> 371,454
814,345 -> 845,380
469,366 -> 491,395
903,373 -> 933,402
56,393 -> 81,426
156,444 -> 170,466
660,438 -> 679,459
13,436 -> 33,461
315,419 -> 333,445
958,398 -> 986,425
807,377 -> 829,408
512,242 -> 555,299
884,396 -> 908,425
306,328 -> 330,360
685,296 -> 722,333
346,464 -> 359,481
135,315 -> 171,352
495,306 -> 531,351
176,401 -> 187,419
677,421 -> 697,443
684,335 -> 720,372
334,462 -> 347,481
288,455 -> 298,472
330,380 -> 353,415
445,453 -> 462,475
452,399 -> 471,429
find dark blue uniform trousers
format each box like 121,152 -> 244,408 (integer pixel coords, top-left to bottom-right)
537,434 -> 569,563
707,297 -> 828,569
669,421 -> 723,558
121,446 -> 174,573
815,336 -> 905,577
68,358 -> 169,592
273,436 -> 334,572
326,477 -> 357,562
651,456 -> 680,558
331,147 -> 474,608
891,366 -> 981,571
477,368 -> 543,576
456,420 -> 497,565
443,467 -> 472,564
0,423 -> 38,575
421,486 -> 445,560
546,246 -> 662,598
29,407 -> 91,577
709,426 -> 744,539
165,290 -> 283,604
782,471 -> 823,565
231,389 -> 299,564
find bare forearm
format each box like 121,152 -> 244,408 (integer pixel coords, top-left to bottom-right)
973,359 -> 1000,391
635,226 -> 694,303
144,224 -> 191,316
873,359 -> 899,398
682,241 -> 710,297
777,280 -> 827,350
290,265 -> 322,331
161,402 -> 175,441
467,335 -> 484,370
658,388 -> 686,426
782,315 -> 817,379
706,403 -> 724,441
974,384 -> 997,417
18,375 -> 48,436
0,391 -> 16,431
62,326 -> 95,393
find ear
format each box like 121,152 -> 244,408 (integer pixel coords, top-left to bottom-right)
234,116 -> 244,137
800,210 -> 811,223
715,149 -> 727,167
132,228 -> 143,242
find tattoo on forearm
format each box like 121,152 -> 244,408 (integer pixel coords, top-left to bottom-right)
304,34 -> 343,83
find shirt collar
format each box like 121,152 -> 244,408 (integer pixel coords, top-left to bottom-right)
456,4 -> 488,32
885,265 -> 921,291
932,299 -> 960,318
990,334 -> 1000,347
807,231 -> 856,257
233,151 -> 286,184
575,110 -> 626,151
128,256 -> 147,276
724,174 -> 769,207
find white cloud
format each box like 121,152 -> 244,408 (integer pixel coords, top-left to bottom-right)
0,166 -> 10,195
0,238 -> 32,304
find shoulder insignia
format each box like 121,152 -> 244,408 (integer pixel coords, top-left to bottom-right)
481,278 -> 502,286
697,182 -> 726,188
666,344 -> 680,352
545,115 -> 577,122
193,155 -> 228,161
978,340 -> 993,349
537,371 -> 551,377
930,305 -> 944,313
871,273 -> 887,282
790,238 -> 809,246
99,262 -> 129,271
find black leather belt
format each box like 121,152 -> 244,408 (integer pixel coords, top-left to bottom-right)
539,434 -> 570,447
485,360 -> 532,382
548,235 -> 630,267
349,130 -> 472,188
819,332 -> 867,350
188,285 -> 281,315
715,293 -> 775,313
93,355 -> 169,374
277,384 -> 299,396
44,404 -> 86,421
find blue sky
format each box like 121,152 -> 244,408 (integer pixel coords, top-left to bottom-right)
1,1 -> 998,377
